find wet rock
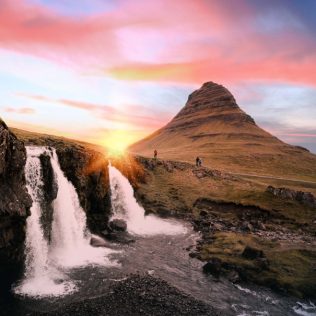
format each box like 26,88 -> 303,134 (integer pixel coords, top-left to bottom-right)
226,270 -> 240,283
109,219 -> 127,232
90,235 -> 109,247
202,257 -> 222,277
39,153 -> 57,241
105,231 -> 135,244
55,145 -> 111,234
242,246 -> 264,260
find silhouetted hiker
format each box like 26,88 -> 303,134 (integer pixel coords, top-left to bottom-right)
196,156 -> 200,167
154,149 -> 158,159
196,156 -> 202,167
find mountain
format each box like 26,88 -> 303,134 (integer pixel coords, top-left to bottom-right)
129,82 -> 316,181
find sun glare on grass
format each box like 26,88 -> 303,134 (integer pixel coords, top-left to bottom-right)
102,130 -> 135,157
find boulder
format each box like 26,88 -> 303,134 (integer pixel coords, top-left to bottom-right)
226,270 -> 240,283
109,219 -> 127,232
242,246 -> 264,260
266,185 -> 316,208
202,257 -> 222,277
90,235 -> 109,247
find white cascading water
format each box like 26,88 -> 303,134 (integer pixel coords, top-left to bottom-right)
15,147 -> 76,297
15,147 -> 117,298
49,149 -> 116,268
109,164 -> 186,235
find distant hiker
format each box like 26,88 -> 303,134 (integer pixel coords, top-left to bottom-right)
196,156 -> 200,167
154,149 -> 158,159
196,156 -> 202,167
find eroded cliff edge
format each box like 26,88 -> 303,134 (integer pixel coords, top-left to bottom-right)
0,118 -> 32,289
13,130 -> 112,235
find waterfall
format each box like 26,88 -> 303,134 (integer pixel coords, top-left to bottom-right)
15,147 -> 76,297
108,164 -> 186,236
49,149 -> 115,268
15,147 -> 117,298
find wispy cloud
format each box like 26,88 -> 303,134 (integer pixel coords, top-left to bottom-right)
18,93 -> 169,129
4,107 -> 35,114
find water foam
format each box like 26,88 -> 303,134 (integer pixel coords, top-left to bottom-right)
109,164 -> 186,236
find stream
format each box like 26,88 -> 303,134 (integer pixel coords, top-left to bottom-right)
0,150 -> 315,316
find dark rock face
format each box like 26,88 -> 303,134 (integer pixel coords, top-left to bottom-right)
172,81 -> 255,130
0,118 -> 31,291
242,246 -> 265,260
202,258 -> 222,277
266,186 -> 316,208
55,145 -> 111,234
109,219 -> 127,232
38,153 -> 57,242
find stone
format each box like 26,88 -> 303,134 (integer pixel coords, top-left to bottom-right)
242,246 -> 265,260
266,185 -> 316,208
90,235 -> 109,247
199,210 -> 208,217
109,219 -> 127,232
202,257 -> 222,277
227,270 -> 240,283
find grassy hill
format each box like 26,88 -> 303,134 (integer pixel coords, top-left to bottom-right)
129,82 -> 316,182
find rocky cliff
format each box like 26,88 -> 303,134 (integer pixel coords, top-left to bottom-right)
11,130 -> 112,234
56,144 -> 111,234
0,118 -> 31,290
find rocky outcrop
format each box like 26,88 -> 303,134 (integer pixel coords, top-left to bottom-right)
266,186 -> 316,208
39,153 -> 57,241
55,145 -> 111,234
13,132 -> 113,235
0,118 -> 31,290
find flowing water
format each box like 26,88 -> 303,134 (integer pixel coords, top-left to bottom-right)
1,150 -> 315,315
109,163 -> 186,235
14,147 -> 117,298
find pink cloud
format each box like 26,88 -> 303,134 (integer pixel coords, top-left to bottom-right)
1,0 -> 315,86
4,107 -> 36,114
20,94 -> 168,129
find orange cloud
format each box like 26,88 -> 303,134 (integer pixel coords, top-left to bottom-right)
109,53 -> 316,87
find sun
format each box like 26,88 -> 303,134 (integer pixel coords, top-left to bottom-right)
101,130 -> 135,156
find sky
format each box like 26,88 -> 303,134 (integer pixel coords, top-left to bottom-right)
0,0 -> 315,153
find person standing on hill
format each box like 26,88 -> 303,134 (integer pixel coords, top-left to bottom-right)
196,156 -> 200,167
196,156 -> 202,167
154,149 -> 158,159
